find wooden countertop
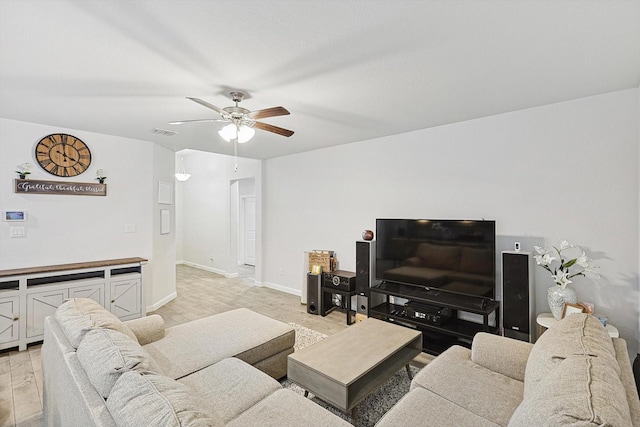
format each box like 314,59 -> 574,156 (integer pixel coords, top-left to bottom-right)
0,257 -> 148,278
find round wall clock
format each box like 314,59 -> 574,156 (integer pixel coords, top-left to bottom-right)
35,133 -> 92,177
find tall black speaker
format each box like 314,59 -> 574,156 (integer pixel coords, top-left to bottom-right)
356,241 -> 375,296
307,273 -> 322,315
501,251 -> 535,342
356,241 -> 384,315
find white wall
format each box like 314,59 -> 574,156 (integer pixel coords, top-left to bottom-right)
0,118 -> 176,310
263,89 -> 639,354
149,144 -> 177,310
176,149 -> 262,279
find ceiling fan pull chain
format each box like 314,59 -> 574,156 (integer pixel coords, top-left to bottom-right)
234,137 -> 238,172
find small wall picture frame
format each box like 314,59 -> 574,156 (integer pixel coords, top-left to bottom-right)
158,181 -> 173,205
311,265 -> 322,275
160,209 -> 170,235
561,302 -> 586,319
2,210 -> 26,221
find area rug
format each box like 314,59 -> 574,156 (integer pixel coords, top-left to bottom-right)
282,323 -> 419,427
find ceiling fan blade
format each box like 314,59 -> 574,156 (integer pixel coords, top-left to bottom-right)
168,118 -> 227,125
253,121 -> 295,137
186,97 -> 226,115
247,106 -> 290,120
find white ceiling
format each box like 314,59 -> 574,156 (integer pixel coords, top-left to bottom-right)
1,0 -> 639,160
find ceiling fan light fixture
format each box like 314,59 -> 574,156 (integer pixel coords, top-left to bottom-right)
218,123 -> 255,143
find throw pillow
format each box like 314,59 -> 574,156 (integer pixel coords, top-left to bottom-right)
107,371 -> 223,427
509,354 -> 632,426
77,328 -> 162,398
55,298 -> 138,348
524,313 -> 616,398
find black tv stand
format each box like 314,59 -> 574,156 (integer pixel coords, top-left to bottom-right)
369,281 -> 500,355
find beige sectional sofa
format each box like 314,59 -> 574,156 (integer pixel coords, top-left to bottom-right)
376,313 -> 640,426
42,298 -> 351,427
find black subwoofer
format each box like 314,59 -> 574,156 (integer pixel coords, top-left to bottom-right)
307,273 -> 322,315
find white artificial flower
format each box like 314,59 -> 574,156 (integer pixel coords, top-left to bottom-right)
558,240 -> 571,250
533,246 -> 547,255
542,253 -> 556,265
535,240 -> 599,287
575,252 -> 589,268
552,271 -> 572,288
17,162 -> 31,173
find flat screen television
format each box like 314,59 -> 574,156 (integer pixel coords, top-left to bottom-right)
375,219 -> 496,300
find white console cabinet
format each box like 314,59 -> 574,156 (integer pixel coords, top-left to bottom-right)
0,257 -> 147,351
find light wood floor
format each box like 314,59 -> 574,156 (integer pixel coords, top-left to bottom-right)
0,264 -> 351,426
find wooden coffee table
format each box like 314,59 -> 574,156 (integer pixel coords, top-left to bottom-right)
287,318 -> 422,421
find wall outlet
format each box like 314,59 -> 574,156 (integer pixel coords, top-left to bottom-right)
124,224 -> 136,233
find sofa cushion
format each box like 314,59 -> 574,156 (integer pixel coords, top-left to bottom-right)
524,313 -> 617,398
55,298 -> 138,348
144,308 -> 294,379
376,387 -> 501,427
471,332 -> 532,382
411,345 -> 523,426
179,357 -> 281,423
123,314 -> 165,345
106,371 -> 223,427
612,339 -> 640,425
77,327 -> 161,398
509,354 -> 632,426
227,389 -> 352,427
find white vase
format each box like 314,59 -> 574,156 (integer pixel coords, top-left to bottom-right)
547,285 -> 577,320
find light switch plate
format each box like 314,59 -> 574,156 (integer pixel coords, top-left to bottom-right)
10,227 -> 25,237
124,224 -> 136,233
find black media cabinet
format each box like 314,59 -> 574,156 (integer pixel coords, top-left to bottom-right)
369,281 -> 500,355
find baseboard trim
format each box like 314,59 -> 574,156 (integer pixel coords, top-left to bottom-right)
262,281 -> 301,297
177,260 -> 264,288
179,261 -> 226,276
147,291 -> 177,312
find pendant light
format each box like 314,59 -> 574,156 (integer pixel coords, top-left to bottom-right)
175,156 -> 191,181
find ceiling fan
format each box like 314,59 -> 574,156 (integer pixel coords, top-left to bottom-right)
169,92 -> 294,143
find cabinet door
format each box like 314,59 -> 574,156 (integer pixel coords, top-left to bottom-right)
27,289 -> 68,338
109,278 -> 141,319
68,282 -> 105,306
0,296 -> 19,345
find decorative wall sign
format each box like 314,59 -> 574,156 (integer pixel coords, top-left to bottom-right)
14,179 -> 106,196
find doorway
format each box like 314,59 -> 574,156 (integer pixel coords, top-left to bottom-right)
240,195 -> 256,266
233,178 -> 256,283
